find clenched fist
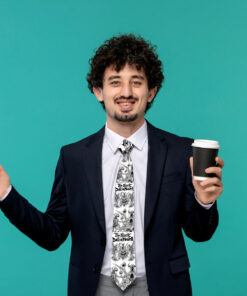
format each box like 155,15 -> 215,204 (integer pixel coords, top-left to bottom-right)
0,164 -> 11,199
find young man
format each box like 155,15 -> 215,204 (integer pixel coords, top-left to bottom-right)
0,34 -> 224,296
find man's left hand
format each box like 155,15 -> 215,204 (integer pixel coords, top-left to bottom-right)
189,156 -> 224,205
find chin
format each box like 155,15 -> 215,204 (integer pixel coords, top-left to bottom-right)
114,112 -> 138,122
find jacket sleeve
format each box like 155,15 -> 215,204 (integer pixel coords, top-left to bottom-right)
0,148 -> 70,251
181,150 -> 219,242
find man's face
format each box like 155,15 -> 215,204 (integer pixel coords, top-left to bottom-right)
93,63 -> 157,124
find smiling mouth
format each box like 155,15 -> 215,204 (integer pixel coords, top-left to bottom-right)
116,100 -> 136,111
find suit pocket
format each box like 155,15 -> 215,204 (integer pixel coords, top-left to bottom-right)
169,255 -> 190,274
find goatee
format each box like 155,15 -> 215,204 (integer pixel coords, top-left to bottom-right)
114,112 -> 138,122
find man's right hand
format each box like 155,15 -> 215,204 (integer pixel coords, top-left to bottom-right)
0,164 -> 11,199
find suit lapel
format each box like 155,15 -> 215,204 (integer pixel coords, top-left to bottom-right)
83,125 -> 106,235
144,121 -> 168,233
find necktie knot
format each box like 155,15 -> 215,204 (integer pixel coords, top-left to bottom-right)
118,139 -> 133,155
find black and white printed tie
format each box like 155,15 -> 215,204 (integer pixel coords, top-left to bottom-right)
111,139 -> 136,291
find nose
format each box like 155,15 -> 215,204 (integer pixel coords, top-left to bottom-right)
120,83 -> 133,97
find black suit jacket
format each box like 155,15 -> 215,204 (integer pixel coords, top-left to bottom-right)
0,121 -> 218,296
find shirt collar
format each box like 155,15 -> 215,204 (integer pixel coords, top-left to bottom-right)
104,120 -> 148,154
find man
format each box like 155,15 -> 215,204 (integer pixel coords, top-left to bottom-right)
0,34 -> 224,296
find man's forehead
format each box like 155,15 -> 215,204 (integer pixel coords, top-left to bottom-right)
104,63 -> 146,78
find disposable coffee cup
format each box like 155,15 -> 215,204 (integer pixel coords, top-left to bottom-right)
191,139 -> 220,180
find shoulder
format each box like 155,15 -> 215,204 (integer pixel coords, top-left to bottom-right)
147,120 -> 194,155
60,125 -> 105,156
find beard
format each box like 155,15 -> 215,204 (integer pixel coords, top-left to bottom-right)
114,112 -> 138,122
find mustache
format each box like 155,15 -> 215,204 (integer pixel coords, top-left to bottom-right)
114,96 -> 138,103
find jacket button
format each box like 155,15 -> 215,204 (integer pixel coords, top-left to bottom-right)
93,265 -> 100,274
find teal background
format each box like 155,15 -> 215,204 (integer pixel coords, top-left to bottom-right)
0,0 -> 246,295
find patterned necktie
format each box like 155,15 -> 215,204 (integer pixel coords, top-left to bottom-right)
111,139 -> 136,291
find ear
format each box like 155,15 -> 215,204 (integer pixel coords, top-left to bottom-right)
147,86 -> 158,103
93,87 -> 104,103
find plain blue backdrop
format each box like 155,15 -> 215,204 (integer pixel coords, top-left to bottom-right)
0,0 -> 246,295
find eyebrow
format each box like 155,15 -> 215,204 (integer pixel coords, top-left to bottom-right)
107,75 -> 145,81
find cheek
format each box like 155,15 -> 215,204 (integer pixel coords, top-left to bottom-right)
103,89 -> 117,101
139,93 -> 149,105
137,89 -> 149,100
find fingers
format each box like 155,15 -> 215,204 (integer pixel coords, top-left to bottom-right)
200,177 -> 223,195
205,167 -> 222,180
216,157 -> 224,168
189,157 -> 193,176
205,157 -> 224,179
200,177 -> 222,187
0,164 -> 7,174
200,185 -> 223,194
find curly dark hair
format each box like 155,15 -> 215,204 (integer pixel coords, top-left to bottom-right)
87,33 -> 164,112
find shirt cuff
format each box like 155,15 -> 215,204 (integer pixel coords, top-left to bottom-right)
0,185 -> 12,201
194,191 -> 214,210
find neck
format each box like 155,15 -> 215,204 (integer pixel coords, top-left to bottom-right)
106,117 -> 145,138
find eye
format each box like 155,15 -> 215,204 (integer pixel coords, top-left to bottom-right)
133,81 -> 142,85
110,81 -> 120,86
